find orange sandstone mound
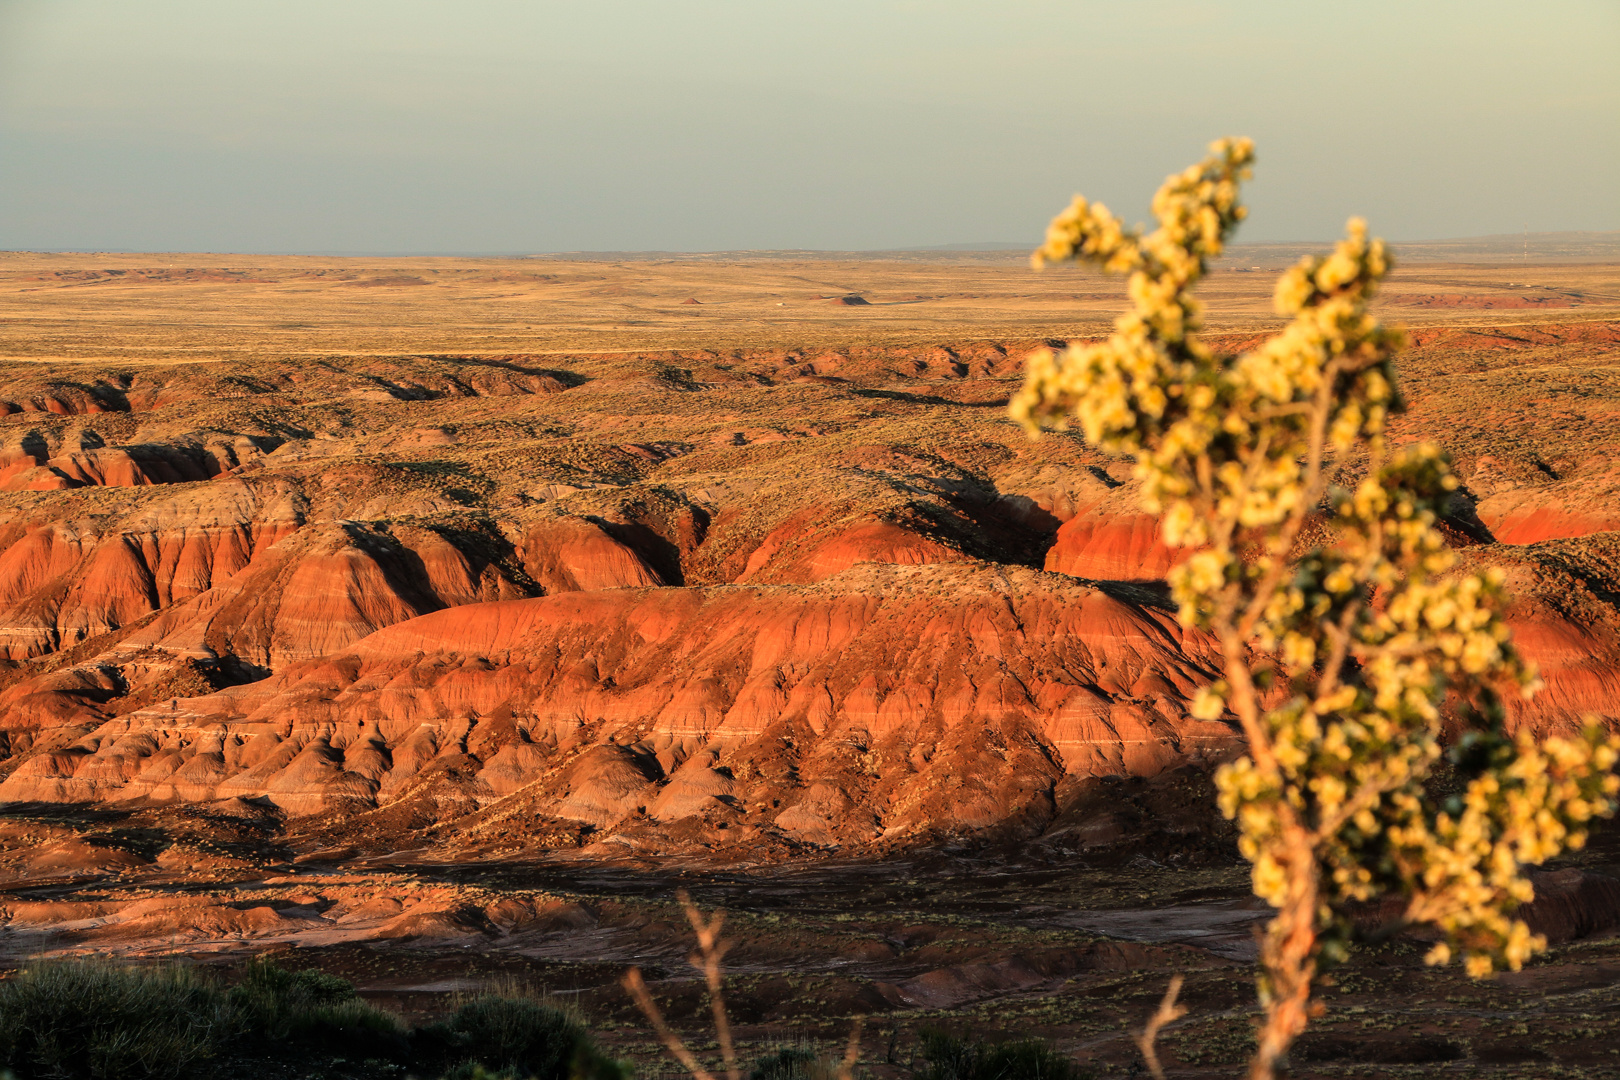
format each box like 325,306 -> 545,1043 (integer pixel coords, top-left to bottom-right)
0,565 -> 1239,837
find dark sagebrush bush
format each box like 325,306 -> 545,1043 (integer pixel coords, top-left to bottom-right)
913,1029 -> 1090,1080
748,1045 -> 846,1080
226,955 -> 405,1057
438,1063 -> 528,1080
0,960 -> 232,1080
0,957 -> 627,1080
420,995 -> 625,1080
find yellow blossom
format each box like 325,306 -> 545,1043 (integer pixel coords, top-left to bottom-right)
1013,137 -> 1620,1079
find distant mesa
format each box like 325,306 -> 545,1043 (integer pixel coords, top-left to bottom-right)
827,294 -> 870,306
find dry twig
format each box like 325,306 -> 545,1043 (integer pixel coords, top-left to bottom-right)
621,967 -> 719,1080
625,891 -> 865,1080
1134,975 -> 1187,1080
837,1016 -> 865,1080
622,890 -> 742,1080
678,889 -> 740,1080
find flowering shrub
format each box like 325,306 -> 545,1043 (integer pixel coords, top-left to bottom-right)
1012,138 -> 1620,1079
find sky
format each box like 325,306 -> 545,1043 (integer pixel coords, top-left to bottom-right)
0,0 -> 1616,254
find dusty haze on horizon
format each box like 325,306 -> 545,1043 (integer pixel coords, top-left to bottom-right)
0,0 -> 1615,254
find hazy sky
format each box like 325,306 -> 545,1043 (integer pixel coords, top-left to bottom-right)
1,0 -> 1616,253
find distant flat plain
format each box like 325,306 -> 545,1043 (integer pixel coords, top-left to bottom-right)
1,249 -> 1616,364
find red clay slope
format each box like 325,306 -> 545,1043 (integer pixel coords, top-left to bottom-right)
0,565 -> 1240,848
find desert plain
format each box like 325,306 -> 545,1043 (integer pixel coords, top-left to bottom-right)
0,245 -> 1617,1078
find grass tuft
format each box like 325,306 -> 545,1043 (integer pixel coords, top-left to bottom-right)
226,954 -> 404,1056
419,994 -> 627,1080
747,1045 -> 846,1080
0,957 -> 628,1080
0,960 -> 231,1080
912,1028 -> 1091,1080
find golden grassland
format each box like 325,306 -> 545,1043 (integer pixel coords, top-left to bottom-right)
1,250 -> 1615,363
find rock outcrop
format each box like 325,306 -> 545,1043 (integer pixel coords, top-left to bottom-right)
0,566 -> 1240,844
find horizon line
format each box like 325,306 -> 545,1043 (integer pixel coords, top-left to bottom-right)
2,229 -> 1616,261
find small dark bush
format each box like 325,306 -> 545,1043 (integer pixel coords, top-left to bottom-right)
439,1065 -> 523,1080
239,956 -> 355,1005
419,996 -> 625,1080
749,1045 -> 841,1080
750,1047 -> 822,1080
0,960 -> 231,1080
0,958 -> 626,1080
913,1029 -> 1090,1080
226,955 -> 405,1058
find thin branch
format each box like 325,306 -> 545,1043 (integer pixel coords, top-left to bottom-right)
1251,402 -> 1316,421
1195,451 -> 1214,502
629,891 -> 869,1080
1312,600 -> 1364,704
1135,974 -> 1188,1080
1217,625 -> 1274,768
1236,357 -> 1346,641
837,1016 -> 866,1080
1247,836 -> 1322,1080
622,967 -> 718,1080
1314,774 -> 1398,842
678,889 -> 740,1080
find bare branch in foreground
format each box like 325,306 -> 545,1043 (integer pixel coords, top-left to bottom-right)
621,966 -> 719,1080
627,891 -> 867,1080
678,888 -> 740,1080
836,1015 -> 865,1080
1134,975 -> 1188,1080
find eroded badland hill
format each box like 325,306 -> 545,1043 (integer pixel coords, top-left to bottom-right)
0,250 -> 1618,1077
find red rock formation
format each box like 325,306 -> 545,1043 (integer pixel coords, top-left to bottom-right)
0,565 -> 1242,845
45,447 -> 212,487
738,512 -> 969,584
1044,511 -> 1183,581
1494,606 -> 1620,734
1519,869 -> 1620,943
520,516 -> 664,592
116,518 -> 538,672
0,481 -> 303,659
0,481 -> 560,668
1477,493 -> 1620,544
0,318 -> 1613,865
0,436 -> 277,492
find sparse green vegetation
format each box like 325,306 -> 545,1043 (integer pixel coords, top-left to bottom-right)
911,1028 -> 1092,1080
418,995 -> 627,1080
0,958 -> 624,1080
748,1045 -> 836,1080
0,961 -> 231,1080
